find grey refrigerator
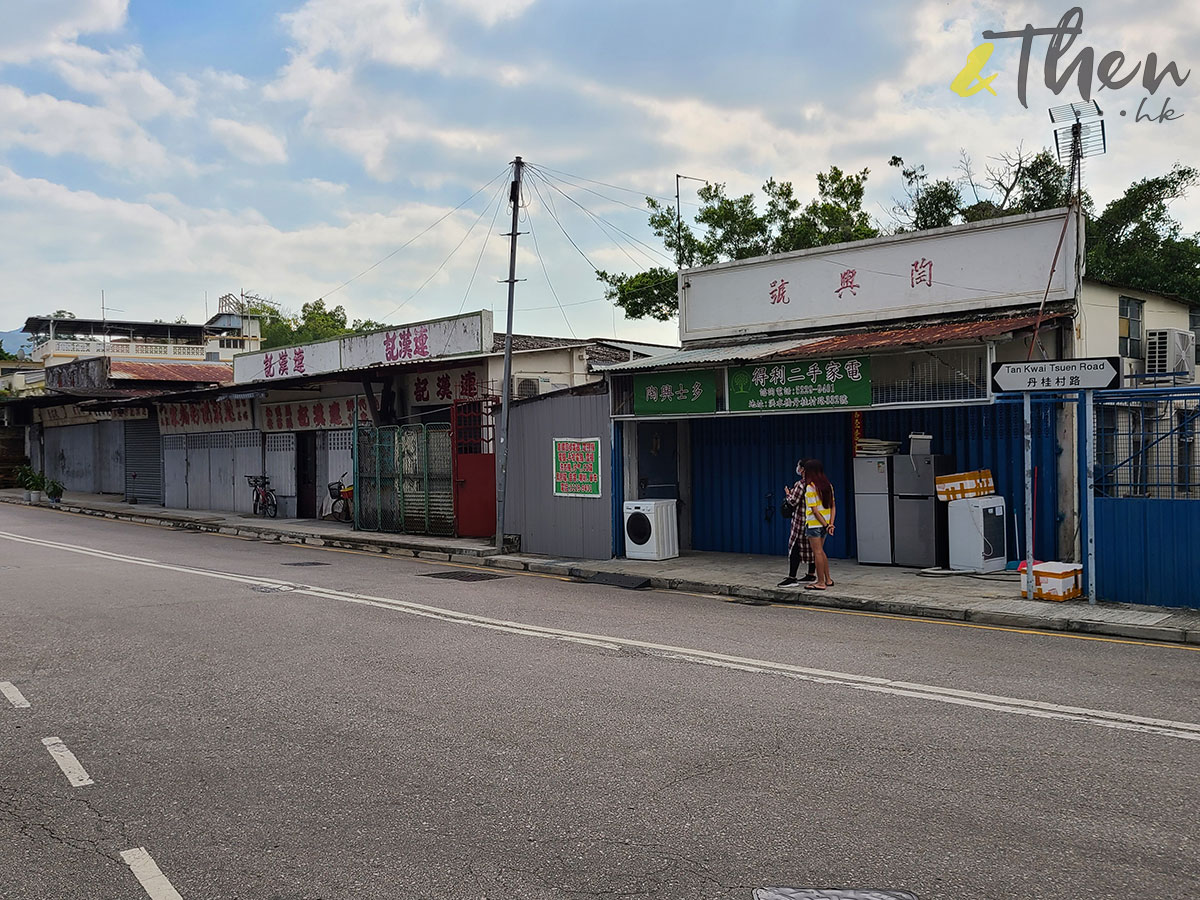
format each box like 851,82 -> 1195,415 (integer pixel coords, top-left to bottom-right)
891,454 -> 955,568
853,456 -> 894,564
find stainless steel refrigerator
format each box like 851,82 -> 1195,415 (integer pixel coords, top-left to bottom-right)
853,456 -> 894,564
892,454 -> 955,568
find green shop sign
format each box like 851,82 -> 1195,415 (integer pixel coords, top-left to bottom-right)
727,357 -> 872,412
633,369 -> 718,416
553,437 -> 602,498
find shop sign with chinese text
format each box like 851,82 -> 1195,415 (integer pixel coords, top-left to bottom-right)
233,311 -> 493,385
260,396 -> 370,432
406,367 -> 490,406
679,209 -> 1078,342
727,357 -> 872,411
633,370 -> 718,416
159,399 -> 254,434
341,312 -> 489,371
553,437 -> 602,498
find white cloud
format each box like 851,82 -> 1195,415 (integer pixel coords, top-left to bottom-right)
443,0 -> 537,28
210,118 -> 288,165
0,0 -> 127,64
50,43 -> 187,119
0,85 -> 179,173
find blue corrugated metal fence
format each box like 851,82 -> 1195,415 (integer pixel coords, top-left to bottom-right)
690,401 -> 1060,561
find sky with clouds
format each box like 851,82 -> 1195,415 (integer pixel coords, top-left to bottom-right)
0,0 -> 1196,347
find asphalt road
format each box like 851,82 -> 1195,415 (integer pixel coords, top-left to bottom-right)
1,503 -> 1197,900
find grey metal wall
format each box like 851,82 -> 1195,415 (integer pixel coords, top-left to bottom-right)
44,422 -> 124,493
124,418 -> 163,504
98,420 -> 124,493
506,391 -> 612,559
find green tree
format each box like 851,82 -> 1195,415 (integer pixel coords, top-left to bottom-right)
1086,164 -> 1200,299
351,318 -> 390,333
599,167 -> 880,320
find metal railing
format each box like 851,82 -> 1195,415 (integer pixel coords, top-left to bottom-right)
32,340 -> 208,360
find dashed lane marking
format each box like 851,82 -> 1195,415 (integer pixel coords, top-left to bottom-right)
2,528 -> 1200,743
121,847 -> 184,900
1,681 -> 30,708
41,736 -> 94,787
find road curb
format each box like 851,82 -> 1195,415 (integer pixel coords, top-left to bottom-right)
3,495 -> 1193,646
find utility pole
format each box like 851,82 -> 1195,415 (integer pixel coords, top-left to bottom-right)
674,174 -> 707,270
495,156 -> 525,551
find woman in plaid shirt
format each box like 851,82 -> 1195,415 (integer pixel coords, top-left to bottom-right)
778,458 -> 816,586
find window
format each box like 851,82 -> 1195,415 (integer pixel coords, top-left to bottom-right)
218,338 -> 241,349
1119,296 -> 1144,358
1191,306 -> 1200,365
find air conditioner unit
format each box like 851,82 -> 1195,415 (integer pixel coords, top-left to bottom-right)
1146,328 -> 1196,385
623,499 -> 679,560
511,375 -> 550,399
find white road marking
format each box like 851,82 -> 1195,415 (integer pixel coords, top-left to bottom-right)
41,736 -> 94,787
2,528 -> 1199,743
121,847 -> 184,900
1,681 -> 30,708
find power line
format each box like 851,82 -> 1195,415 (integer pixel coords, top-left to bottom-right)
525,198 -> 577,339
527,176 -> 603,274
531,169 -> 674,267
437,167 -> 512,356
530,163 -> 699,207
322,168 -> 509,299
375,177 -> 511,322
526,163 -> 651,214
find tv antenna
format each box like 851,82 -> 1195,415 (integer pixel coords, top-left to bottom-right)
1026,100 -> 1107,362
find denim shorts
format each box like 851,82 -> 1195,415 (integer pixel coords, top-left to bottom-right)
806,526 -> 827,538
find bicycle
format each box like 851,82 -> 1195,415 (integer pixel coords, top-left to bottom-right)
245,474 -> 278,518
327,472 -> 354,524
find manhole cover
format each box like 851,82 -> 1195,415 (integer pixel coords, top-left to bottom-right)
419,570 -> 510,582
251,584 -> 295,593
281,561 -> 331,567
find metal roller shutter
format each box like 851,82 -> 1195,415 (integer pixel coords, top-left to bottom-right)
124,418 -> 163,505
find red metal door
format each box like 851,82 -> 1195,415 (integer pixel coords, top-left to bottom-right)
452,399 -> 497,537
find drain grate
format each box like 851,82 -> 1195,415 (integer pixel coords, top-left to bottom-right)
419,570 -> 510,582
281,561 -> 331,567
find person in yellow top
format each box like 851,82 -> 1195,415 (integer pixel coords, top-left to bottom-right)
802,459 -> 836,590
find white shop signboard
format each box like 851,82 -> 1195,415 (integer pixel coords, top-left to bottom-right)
679,209 -> 1079,343
232,310 -> 493,385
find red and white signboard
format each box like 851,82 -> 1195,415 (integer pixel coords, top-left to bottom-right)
340,313 -> 488,370
405,367 -> 491,406
233,311 -> 493,385
34,405 -> 149,426
679,208 -> 1079,342
159,399 -> 254,434
260,396 -> 370,432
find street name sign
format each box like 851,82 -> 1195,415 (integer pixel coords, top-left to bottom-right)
991,357 -> 1119,393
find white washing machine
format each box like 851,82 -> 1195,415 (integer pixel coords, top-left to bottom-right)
948,496 -> 1007,573
623,499 -> 679,560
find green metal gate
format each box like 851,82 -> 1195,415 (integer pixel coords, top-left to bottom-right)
355,423 -> 454,535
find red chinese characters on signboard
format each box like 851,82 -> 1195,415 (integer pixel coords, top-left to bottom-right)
835,268 -> 860,298
911,257 -> 933,288
292,347 -> 306,374
383,325 -> 432,363
263,353 -> 276,379
414,377 -> 429,402
769,278 -> 789,305
159,399 -> 253,434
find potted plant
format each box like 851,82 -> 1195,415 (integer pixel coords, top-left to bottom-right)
28,470 -> 46,504
14,464 -> 34,502
44,479 -> 64,504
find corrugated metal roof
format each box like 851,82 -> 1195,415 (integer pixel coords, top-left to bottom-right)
601,312 -> 1067,372
109,360 -> 233,383
776,313 -> 1062,358
599,338 -> 813,372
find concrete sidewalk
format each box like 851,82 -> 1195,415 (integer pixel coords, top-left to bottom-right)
4,490 -> 1198,645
